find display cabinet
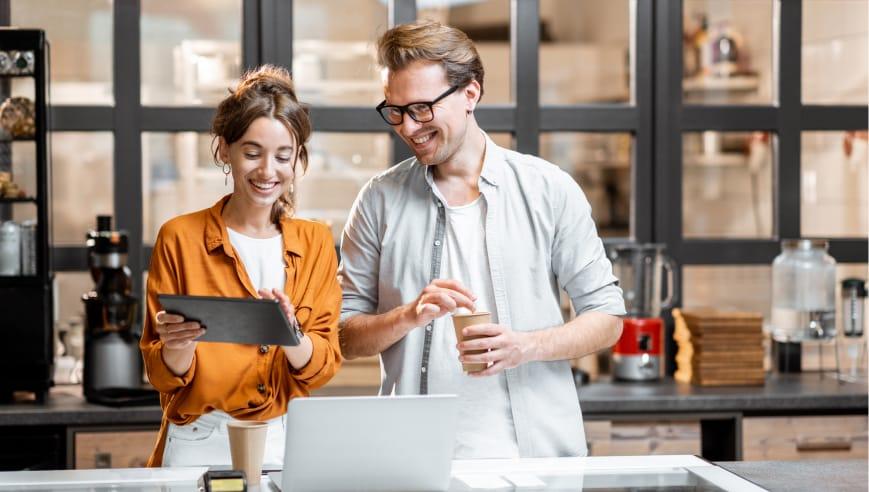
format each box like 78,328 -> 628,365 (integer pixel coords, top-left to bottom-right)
0,28 -> 53,403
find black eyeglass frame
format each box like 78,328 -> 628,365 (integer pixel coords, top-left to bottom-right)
375,85 -> 461,125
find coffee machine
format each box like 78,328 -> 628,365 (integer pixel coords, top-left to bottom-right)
610,243 -> 678,381
82,216 -> 157,405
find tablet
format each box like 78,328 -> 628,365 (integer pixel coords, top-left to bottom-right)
157,294 -> 302,346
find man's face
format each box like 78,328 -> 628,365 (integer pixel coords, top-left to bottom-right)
383,61 -> 477,166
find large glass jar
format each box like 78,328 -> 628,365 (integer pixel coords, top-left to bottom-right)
771,239 -> 837,341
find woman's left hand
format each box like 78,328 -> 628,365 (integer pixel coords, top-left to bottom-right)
258,288 -> 296,322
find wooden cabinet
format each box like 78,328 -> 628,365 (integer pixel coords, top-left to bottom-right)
72,428 -> 158,469
585,420 -> 701,456
743,416 -> 868,461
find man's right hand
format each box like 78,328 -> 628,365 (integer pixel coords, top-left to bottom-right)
403,279 -> 478,327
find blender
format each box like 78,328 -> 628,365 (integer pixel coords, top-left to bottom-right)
609,243 -> 678,381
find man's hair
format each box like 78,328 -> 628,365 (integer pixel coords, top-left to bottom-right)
376,19 -> 485,102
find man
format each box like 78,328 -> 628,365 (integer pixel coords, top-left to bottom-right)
338,20 -> 625,458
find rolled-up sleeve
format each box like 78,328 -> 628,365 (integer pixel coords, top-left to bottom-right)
139,227 -> 197,393
290,226 -> 343,391
338,181 -> 382,321
550,172 -> 626,317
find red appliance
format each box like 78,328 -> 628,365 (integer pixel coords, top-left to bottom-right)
613,318 -> 664,380
610,243 -> 678,381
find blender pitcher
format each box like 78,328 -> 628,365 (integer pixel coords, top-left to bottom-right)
610,243 -> 678,318
609,243 -> 678,381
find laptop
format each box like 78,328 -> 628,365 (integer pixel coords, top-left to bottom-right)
268,395 -> 459,492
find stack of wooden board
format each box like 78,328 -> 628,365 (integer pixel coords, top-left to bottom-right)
673,308 -> 765,386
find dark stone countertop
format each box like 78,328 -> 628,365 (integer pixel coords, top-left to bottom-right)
577,372 -> 868,415
718,459 -> 868,492
0,372 -> 865,427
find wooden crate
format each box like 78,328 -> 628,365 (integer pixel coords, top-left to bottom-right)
586,420 -> 700,457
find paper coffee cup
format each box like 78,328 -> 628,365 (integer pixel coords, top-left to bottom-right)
452,311 -> 491,373
227,420 -> 268,485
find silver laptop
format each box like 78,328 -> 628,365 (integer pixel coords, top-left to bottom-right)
268,394 -> 458,492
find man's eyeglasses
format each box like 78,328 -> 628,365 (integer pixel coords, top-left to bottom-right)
375,85 -> 460,126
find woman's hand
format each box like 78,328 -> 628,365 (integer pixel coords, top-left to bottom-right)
257,288 -> 295,322
258,288 -> 313,370
154,310 -> 204,376
155,311 -> 205,350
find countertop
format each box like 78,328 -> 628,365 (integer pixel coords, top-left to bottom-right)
718,459 -> 868,492
0,372 -> 865,426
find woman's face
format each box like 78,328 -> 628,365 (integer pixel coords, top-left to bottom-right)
219,116 -> 297,211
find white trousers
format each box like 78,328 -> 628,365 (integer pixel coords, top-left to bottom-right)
162,410 -> 286,468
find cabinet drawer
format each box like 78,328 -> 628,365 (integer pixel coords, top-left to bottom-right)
743,416 -> 868,461
73,429 -> 158,469
585,420 -> 700,456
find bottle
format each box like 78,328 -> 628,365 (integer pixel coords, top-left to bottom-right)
20,219 -> 36,275
841,278 -> 866,337
771,239 -> 837,341
0,220 -> 21,275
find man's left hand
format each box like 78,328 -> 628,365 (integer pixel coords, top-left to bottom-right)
456,323 -> 536,377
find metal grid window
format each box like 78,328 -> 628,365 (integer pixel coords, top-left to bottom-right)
1,0 -> 864,305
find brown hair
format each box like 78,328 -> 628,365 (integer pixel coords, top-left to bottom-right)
376,19 -> 485,102
211,64 -> 311,224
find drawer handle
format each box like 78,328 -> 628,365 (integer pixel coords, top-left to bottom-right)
796,437 -> 852,452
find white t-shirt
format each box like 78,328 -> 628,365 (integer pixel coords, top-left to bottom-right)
427,189 -> 520,459
227,228 -> 286,292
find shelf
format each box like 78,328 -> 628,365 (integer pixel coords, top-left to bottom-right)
0,275 -> 43,287
0,196 -> 36,203
683,74 -> 760,93
0,72 -> 35,79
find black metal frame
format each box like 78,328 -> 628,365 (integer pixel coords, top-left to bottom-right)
0,0 -> 863,305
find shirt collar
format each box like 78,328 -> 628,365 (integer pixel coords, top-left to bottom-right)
204,194 -> 304,258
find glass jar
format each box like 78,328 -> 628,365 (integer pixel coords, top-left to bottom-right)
771,239 -> 837,341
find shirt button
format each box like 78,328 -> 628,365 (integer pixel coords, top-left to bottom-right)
421,366 -> 427,373
434,240 -> 441,246
426,326 -> 432,332
259,345 -> 269,354
257,384 -> 266,393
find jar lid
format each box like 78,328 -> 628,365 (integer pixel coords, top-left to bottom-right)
842,278 -> 867,297
781,238 -> 828,251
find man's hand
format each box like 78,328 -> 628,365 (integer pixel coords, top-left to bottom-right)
456,323 -> 537,377
402,279 -> 477,327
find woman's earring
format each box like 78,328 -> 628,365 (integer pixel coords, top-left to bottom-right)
289,183 -> 295,194
222,162 -> 231,186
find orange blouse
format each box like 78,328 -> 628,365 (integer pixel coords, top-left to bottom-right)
140,195 -> 342,466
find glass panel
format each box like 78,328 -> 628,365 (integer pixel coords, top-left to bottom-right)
296,133 -> 391,243
682,0 -> 774,105
683,265 -> 772,318
539,132 -> 632,238
682,131 -> 774,238
142,132 -> 225,243
417,0 -> 511,104
54,271 -> 90,384
802,0 -> 869,104
141,0 -> 241,106
539,0 -> 631,104
801,131 -> 868,238
11,0 -> 113,105
293,0 -> 387,106
489,132 -> 514,150
52,132 -> 113,245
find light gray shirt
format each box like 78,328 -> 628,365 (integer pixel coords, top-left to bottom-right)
339,132 -> 626,457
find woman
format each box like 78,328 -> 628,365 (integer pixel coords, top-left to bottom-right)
139,65 -> 342,467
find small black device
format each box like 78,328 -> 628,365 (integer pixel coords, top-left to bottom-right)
158,294 -> 303,346
198,470 -> 247,492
